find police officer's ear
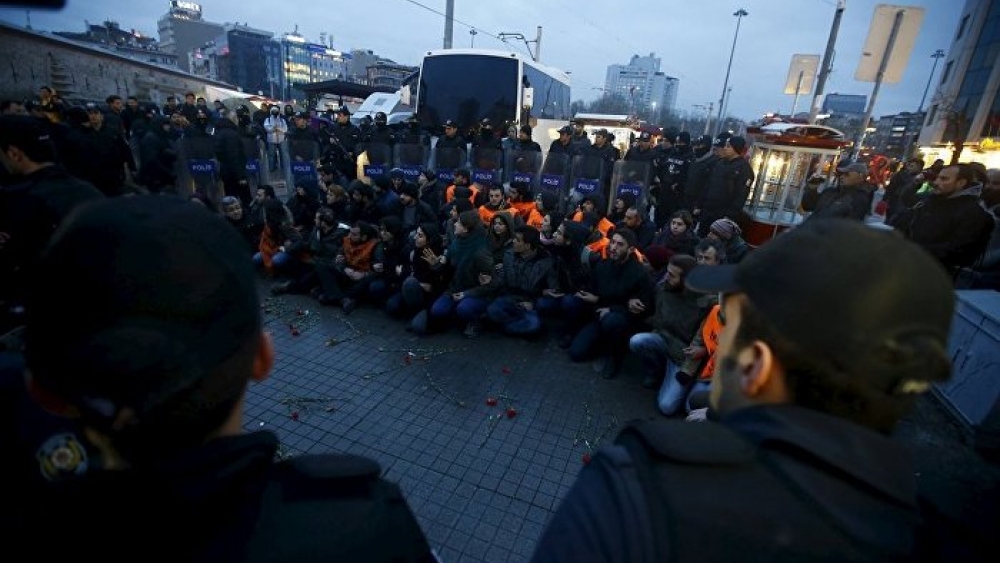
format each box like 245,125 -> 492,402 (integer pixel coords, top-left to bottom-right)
736,340 -> 787,402
251,332 -> 275,383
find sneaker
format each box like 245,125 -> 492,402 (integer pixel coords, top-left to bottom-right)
341,297 -> 357,314
463,321 -> 480,338
600,357 -> 620,380
270,281 -> 292,296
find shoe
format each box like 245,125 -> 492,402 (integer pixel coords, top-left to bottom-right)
600,357 -> 620,380
341,297 -> 357,315
641,373 -> 660,389
270,281 -> 292,296
463,321 -> 480,338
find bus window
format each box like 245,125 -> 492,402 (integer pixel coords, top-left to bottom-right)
417,54 -> 518,131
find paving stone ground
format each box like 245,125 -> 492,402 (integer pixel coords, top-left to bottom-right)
244,289 -> 1000,563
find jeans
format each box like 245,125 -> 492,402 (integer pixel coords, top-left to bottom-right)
568,309 -> 632,363
486,296 -> 542,335
657,364 -> 711,415
386,277 -> 427,318
429,293 -> 488,323
629,332 -> 669,378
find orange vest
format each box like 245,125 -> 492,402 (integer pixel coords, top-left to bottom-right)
587,236 -> 609,259
445,183 -> 480,205
699,304 -> 723,380
510,200 -> 537,222
571,210 -> 614,237
478,204 -> 508,225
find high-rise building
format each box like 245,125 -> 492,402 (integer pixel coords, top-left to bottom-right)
821,93 -> 867,117
191,24 -> 280,96
603,53 -> 679,117
918,0 -> 1000,167
870,111 -> 925,159
55,20 -> 177,67
279,31 -> 348,101
157,1 -> 223,72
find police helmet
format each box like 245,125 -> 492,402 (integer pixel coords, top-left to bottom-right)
375,111 -> 387,124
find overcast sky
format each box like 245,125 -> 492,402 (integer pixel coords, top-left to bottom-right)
0,0 -> 963,120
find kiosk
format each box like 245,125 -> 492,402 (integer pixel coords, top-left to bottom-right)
743,123 -> 851,246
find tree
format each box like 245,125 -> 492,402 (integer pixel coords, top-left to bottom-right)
933,94 -> 971,165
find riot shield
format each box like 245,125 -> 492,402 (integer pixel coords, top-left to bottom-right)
503,150 -> 542,189
539,152 -> 572,213
289,138 -> 321,193
242,137 -> 263,189
470,146 -> 503,187
393,143 -> 429,184
360,142 -> 393,180
609,160 -> 652,216
181,136 -> 221,202
433,147 -> 467,183
568,154 -> 608,212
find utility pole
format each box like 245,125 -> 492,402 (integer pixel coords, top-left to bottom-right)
443,0 -> 454,48
535,26 -> 542,62
852,8 -> 905,160
715,8 -> 748,137
918,49 -> 946,113
469,28 -> 477,48
809,0 -> 846,124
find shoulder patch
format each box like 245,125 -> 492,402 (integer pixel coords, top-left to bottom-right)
37,432 -> 89,481
621,420 -> 755,465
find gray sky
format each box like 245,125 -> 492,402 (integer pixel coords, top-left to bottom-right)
0,0 -> 962,120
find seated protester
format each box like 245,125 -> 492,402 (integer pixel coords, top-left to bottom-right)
345,179 -> 382,225
221,196 -> 259,254
254,198 -> 302,277
315,221 -> 378,314
487,211 -> 518,271
628,254 -> 704,390
7,196 -> 434,561
478,183 -> 512,225
642,244 -> 672,286
369,216 -> 408,305
270,207 -> 347,296
652,209 -> 699,258
443,198 -> 475,247
670,302 -> 723,416
321,182 -> 349,221
539,211 -> 563,247
538,221 -> 600,329
507,181 -> 538,225
566,228 -> 653,379
443,168 -> 478,206
608,193 -> 636,225
528,191 -> 561,231
484,226 -> 555,337
428,210 -> 500,336
391,181 -> 436,240
569,194 -> 614,237
371,175 -> 400,218
385,221 -> 448,325
579,211 -> 610,259
417,168 -> 443,216
287,183 -> 320,233
694,236 -> 727,267
615,205 -> 656,251
706,217 -> 750,264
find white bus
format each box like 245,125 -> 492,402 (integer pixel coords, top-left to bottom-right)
413,48 -> 571,148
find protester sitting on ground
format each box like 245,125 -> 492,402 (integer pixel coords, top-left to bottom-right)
385,222 -> 447,330
539,211 -> 563,246
221,195 -> 259,253
315,221 -> 378,314
6,196 -> 434,561
579,212 -> 610,259
706,217 -> 750,264
507,181 -> 537,225
390,181 -> 436,241
254,198 -> 302,277
628,254 -> 707,393
608,193 -> 635,225
487,211 -> 518,270
694,237 -> 726,266
368,216 -> 408,306
345,179 -> 382,225
532,218 -> 958,563
528,191 -> 561,232
569,194 -> 614,237
443,168 -> 477,206
483,226 -> 555,337
427,210 -> 499,337
538,221 -> 598,342
652,209 -> 700,258
270,207 -> 347,297
287,183 -> 320,233
615,205 -> 656,251
478,183 -> 511,225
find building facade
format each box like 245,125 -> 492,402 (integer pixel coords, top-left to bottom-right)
55,20 -> 177,67
157,1 -> 223,72
870,111 -> 925,159
917,0 -> 1000,167
603,53 -> 679,117
189,24 -> 280,97
280,32 -> 347,102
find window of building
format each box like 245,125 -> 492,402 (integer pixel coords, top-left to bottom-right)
940,61 -> 953,84
956,14 -> 970,40
926,104 -> 937,126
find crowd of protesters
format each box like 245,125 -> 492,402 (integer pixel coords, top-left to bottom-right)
2,85 -> 999,416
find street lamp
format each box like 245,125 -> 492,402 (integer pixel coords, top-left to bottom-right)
917,49 -> 946,113
715,8 -> 748,137
470,29 -> 478,48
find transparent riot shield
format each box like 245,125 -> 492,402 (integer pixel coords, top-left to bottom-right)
241,137 -> 263,189
609,160 -> 652,216
289,138 -> 321,193
359,142 -> 393,180
181,136 -> 221,202
433,147 -> 467,183
394,143 -> 429,184
539,152 -> 571,212
504,150 -> 542,190
568,154 -> 607,212
471,146 -> 503,187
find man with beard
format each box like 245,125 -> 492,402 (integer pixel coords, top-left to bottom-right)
532,219 -> 970,563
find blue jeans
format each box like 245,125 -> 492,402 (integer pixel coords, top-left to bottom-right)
486,296 -> 542,335
629,332 -> 669,379
568,309 -> 632,363
429,293 -> 488,323
657,364 -> 711,415
386,277 -> 428,318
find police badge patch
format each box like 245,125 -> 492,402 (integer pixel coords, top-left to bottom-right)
37,433 -> 88,481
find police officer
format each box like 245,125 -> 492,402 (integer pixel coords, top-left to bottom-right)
3,196 -> 436,562
532,218 -> 965,563
363,111 -> 396,147
655,131 -> 695,227
327,106 -> 361,180
693,135 -> 754,237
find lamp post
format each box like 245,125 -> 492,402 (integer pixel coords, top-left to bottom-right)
917,49 -> 946,113
470,28 -> 478,48
715,8 -> 748,137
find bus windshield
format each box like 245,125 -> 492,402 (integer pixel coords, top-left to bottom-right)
417,54 -> 519,131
